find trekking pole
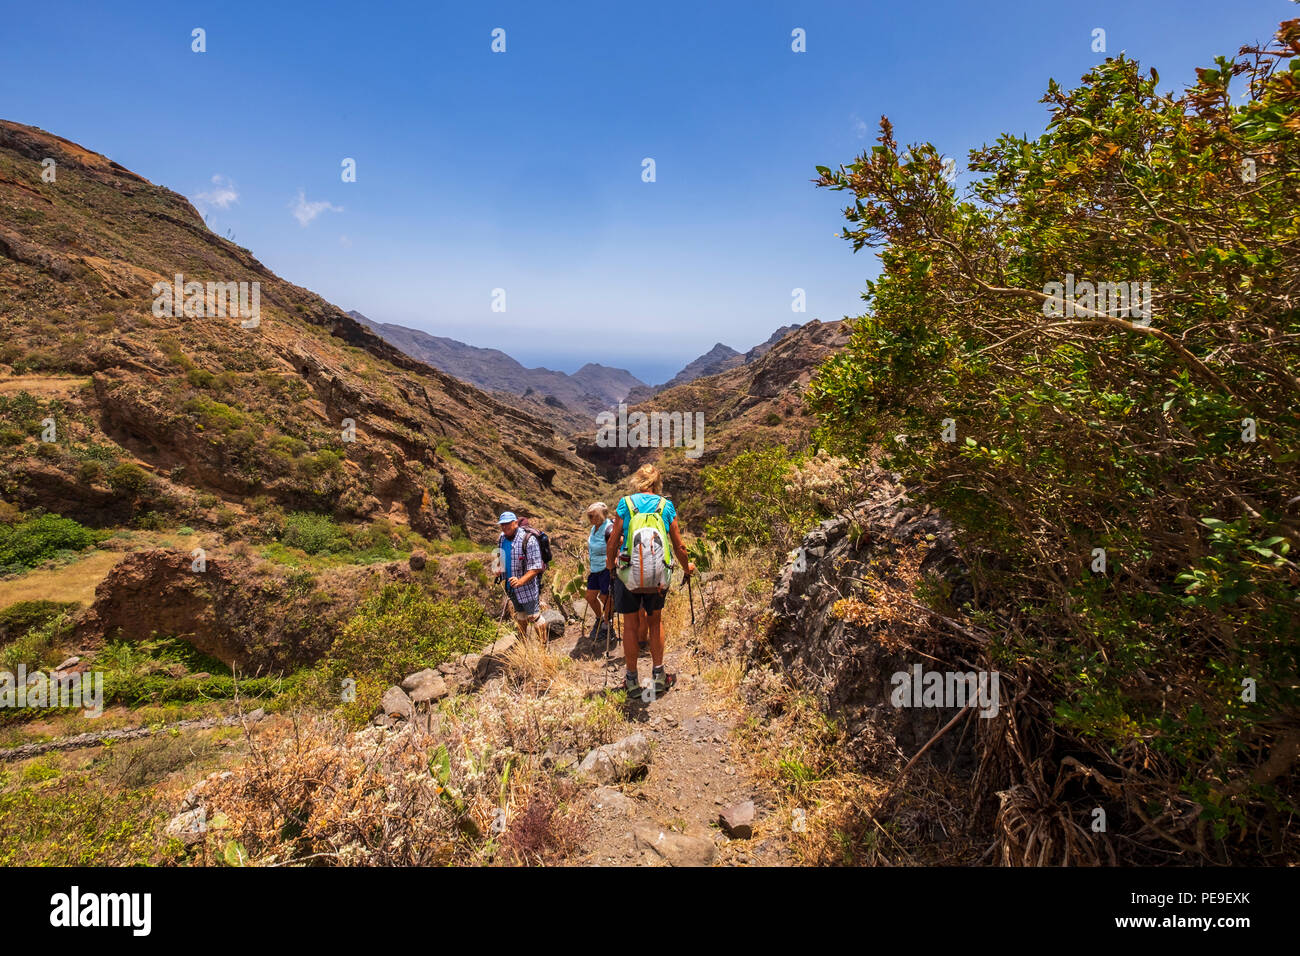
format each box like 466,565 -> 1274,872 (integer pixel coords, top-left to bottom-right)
605,587 -> 620,692
685,574 -> 701,682
611,580 -> 621,665
604,606 -> 613,691
602,571 -> 614,690
686,576 -> 697,635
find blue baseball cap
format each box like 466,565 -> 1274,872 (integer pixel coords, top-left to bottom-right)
497,511 -> 517,524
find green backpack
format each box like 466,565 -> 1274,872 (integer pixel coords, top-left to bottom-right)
617,495 -> 673,594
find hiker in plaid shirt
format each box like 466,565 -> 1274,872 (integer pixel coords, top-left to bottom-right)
495,511 -> 545,642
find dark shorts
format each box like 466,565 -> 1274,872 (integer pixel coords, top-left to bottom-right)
586,569 -> 610,594
506,589 -> 539,616
615,585 -> 666,615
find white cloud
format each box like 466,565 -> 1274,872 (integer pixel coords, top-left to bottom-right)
852,115 -> 869,139
194,174 -> 239,210
290,190 -> 343,227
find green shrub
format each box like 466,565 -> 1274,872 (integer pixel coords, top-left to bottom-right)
0,786 -> 176,866
280,512 -> 347,555
83,636 -> 295,709
107,462 -> 151,496
0,514 -> 101,572
94,636 -> 231,680
132,511 -> 170,531
100,672 -> 292,706
183,395 -> 247,433
0,391 -> 40,425
0,608 -> 72,673
703,447 -> 820,551
806,26 -> 1300,862
269,434 -> 308,458
186,368 -> 216,389
21,760 -> 60,784
0,600 -> 78,646
77,460 -> 105,484
160,337 -> 196,371
324,584 -> 498,721
298,448 -> 345,479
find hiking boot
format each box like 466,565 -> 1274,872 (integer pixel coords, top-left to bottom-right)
652,667 -> 676,695
623,672 -> 640,694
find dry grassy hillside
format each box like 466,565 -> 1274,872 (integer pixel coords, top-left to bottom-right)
0,120 -> 600,543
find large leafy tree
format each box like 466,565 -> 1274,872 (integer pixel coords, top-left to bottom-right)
809,19 -> 1300,862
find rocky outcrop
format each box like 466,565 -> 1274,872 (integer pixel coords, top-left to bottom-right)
764,479 -> 979,773
5,457 -> 139,527
76,548 -> 414,671
0,226 -> 76,280
370,638 -> 518,730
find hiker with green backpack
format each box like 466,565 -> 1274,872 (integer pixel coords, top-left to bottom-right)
607,464 -> 695,696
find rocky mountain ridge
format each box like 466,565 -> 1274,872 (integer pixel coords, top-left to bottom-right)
623,323 -> 806,405
350,310 -> 646,422
0,119 -> 601,543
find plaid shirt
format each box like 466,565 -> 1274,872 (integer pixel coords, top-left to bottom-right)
501,529 -> 543,606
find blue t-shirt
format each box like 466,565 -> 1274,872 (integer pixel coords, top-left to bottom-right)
615,494 -> 676,550
588,518 -> 612,572
499,535 -> 512,577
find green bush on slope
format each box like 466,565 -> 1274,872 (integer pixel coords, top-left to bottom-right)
807,25 -> 1300,862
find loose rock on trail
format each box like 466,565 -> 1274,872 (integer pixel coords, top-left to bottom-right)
548,613 -> 792,866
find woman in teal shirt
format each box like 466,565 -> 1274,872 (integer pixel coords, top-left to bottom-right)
584,502 -> 613,641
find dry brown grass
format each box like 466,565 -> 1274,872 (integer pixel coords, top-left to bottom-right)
199,655 -> 623,866
503,636 -> 563,691
0,550 -> 122,608
0,375 -> 90,397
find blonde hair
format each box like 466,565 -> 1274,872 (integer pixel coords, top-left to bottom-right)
629,464 -> 663,494
586,501 -> 608,520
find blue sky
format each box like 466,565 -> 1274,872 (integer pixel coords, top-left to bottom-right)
2,0 -> 1291,383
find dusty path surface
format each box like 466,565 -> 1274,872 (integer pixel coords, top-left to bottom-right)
547,614 -> 794,866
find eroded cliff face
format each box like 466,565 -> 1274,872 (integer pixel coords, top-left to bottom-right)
72,549 -> 417,671
762,473 -> 980,773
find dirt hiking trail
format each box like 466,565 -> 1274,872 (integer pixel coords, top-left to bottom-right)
547,611 -> 794,867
